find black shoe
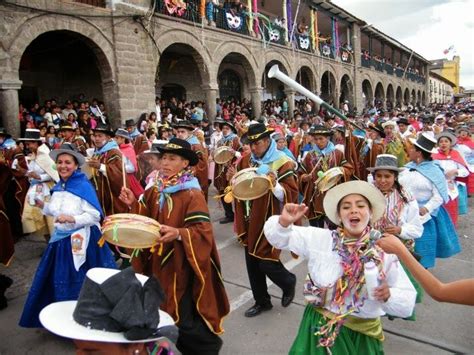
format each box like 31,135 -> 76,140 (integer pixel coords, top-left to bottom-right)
0,275 -> 13,311
281,277 -> 296,307
244,303 -> 272,317
219,217 -> 234,224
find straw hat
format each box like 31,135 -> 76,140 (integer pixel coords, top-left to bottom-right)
323,181 -> 386,225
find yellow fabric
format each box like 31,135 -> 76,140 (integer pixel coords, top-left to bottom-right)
315,308 -> 384,341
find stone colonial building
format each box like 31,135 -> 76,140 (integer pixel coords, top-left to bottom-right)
0,0 -> 429,135
429,71 -> 455,104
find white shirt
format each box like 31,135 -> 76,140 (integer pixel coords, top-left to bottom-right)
398,198 -> 423,240
264,216 -> 417,319
399,169 -> 444,214
43,190 -> 101,231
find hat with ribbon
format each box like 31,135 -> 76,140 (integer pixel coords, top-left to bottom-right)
215,119 -> 237,134
173,120 -> 194,131
367,123 -> 386,138
144,140 -> 169,155
92,122 -> 115,136
308,125 -> 332,136
18,128 -> 42,142
241,123 -> 274,144
115,128 -> 131,140
409,132 -> 437,153
156,138 -> 198,166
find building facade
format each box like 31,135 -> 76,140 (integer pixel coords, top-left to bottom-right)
0,0 -> 429,135
430,56 -> 461,94
429,72 -> 455,104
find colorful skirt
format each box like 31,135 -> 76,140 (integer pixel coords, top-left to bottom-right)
19,226 -> 117,328
289,305 -> 384,355
414,207 -> 461,269
458,184 -> 468,215
443,198 -> 458,227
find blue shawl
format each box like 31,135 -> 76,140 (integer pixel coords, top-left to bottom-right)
405,161 -> 449,203
280,147 -> 296,161
221,132 -> 237,143
186,135 -> 201,145
129,128 -> 141,139
95,140 -> 119,155
158,177 -> 201,210
0,138 -> 16,150
310,141 -> 336,156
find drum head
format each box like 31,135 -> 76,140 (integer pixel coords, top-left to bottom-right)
232,168 -> 271,201
316,167 -> 343,192
102,214 -> 161,249
214,146 -> 234,165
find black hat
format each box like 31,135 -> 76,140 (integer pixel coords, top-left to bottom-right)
0,127 -> 11,139
18,128 -> 42,142
409,133 -> 437,153
50,142 -> 86,167
92,122 -> 114,136
216,119 -> 237,134
157,138 -> 199,166
299,121 -> 311,129
144,140 -> 169,155
115,128 -> 131,140
397,117 -> 410,126
125,119 -> 136,127
367,123 -> 386,138
173,120 -> 194,131
58,124 -> 75,131
241,123 -> 274,144
308,125 -> 332,136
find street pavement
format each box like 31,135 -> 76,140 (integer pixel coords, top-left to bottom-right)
0,187 -> 473,354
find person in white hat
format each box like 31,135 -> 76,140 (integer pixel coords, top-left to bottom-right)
381,120 -> 407,167
264,181 -> 416,353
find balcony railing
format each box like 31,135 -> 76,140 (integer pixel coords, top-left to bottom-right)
156,0 -> 201,22
74,0 -> 105,6
373,60 -> 384,72
385,63 -> 394,75
361,55 -> 371,68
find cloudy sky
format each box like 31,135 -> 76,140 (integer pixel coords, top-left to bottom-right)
332,0 -> 474,89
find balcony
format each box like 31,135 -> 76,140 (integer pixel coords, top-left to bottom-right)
361,54 -> 371,68
74,0 -> 105,6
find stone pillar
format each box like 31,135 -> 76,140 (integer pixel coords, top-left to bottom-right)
0,80 -> 22,137
352,24 -> 363,114
202,84 -> 218,122
284,89 -> 295,119
249,87 -> 263,119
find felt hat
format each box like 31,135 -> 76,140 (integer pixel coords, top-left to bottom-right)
39,268 -> 176,343
173,120 -> 194,131
144,140 -> 169,155
115,128 -> 131,140
58,124 -> 75,132
323,181 -> 386,225
241,123 -> 274,144
455,125 -> 470,134
92,122 -> 114,136
18,128 -> 42,142
215,119 -> 237,134
157,138 -> 198,166
125,119 -> 136,127
308,125 -> 332,136
0,127 -> 11,139
436,131 -> 457,144
49,142 -> 85,167
366,154 -> 403,173
409,132 -> 437,153
381,120 -> 397,128
397,117 -> 410,126
271,133 -> 286,141
367,123 -> 386,138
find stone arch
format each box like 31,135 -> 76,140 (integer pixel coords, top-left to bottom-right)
396,86 -> 403,107
362,79 -> 374,109
422,91 -> 426,106
320,70 -> 337,105
386,84 -> 395,110
7,15 -> 115,84
258,50 -> 292,83
295,66 -> 316,93
339,74 -> 354,108
417,90 -> 422,107
374,82 -> 385,108
262,59 -> 290,100
212,41 -> 258,88
404,88 -> 410,105
411,89 -> 416,105
216,51 -> 257,100
156,29 -> 212,84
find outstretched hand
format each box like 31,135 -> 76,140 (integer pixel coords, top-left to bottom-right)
376,234 -> 406,255
278,203 -> 308,228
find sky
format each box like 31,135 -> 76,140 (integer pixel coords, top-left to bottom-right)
332,0 -> 474,89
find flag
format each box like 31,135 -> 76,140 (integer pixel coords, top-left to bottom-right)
443,45 -> 454,55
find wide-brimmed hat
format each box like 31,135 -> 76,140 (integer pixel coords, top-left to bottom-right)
367,123 -> 386,138
39,268 -> 176,343
0,127 -> 11,139
125,119 -> 136,127
367,154 -> 403,173
409,132 -> 437,153
323,181 -> 386,225
455,125 -> 470,134
115,128 -> 131,140
58,124 -> 75,132
216,119 -> 237,134
18,128 -> 42,142
436,131 -> 457,144
241,123 -> 274,144
382,120 -> 397,128
50,142 -> 85,167
144,140 -> 169,155
397,117 -> 410,126
92,122 -> 114,136
157,138 -> 198,166
173,120 -> 194,131
308,125 -> 332,136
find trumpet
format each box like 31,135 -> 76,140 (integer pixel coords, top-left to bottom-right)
268,65 -> 364,131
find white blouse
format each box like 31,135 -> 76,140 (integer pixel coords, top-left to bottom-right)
43,190 -> 101,231
27,159 -> 53,183
389,194 -> 423,240
264,216 -> 417,319
399,170 -> 444,214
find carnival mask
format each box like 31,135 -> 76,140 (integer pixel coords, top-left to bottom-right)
269,29 -> 280,42
226,12 -> 242,30
299,36 -> 310,50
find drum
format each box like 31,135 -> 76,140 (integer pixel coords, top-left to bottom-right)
213,146 -> 235,164
231,168 -> 271,201
102,214 -> 161,249
315,167 -> 343,192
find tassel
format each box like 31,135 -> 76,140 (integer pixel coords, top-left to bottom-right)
97,236 -> 105,247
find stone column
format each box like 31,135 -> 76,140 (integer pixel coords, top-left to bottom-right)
202,84 -> 218,123
0,80 -> 22,137
352,24 -> 363,114
284,88 -> 295,119
249,86 -> 263,119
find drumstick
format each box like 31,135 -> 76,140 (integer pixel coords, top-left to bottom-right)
308,157 -> 323,177
122,155 -> 127,188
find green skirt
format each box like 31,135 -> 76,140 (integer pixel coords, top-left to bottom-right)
289,305 -> 384,355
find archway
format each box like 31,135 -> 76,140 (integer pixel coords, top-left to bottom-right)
156,43 -> 206,102
320,71 -> 337,105
417,90 -> 422,107
217,52 -> 256,101
161,83 -> 186,101
422,91 -> 426,106
374,82 -> 385,109
396,86 -> 403,108
404,88 -> 410,106
262,60 -> 288,100
218,69 -> 241,101
18,30 -> 111,111
339,75 -> 354,108
295,66 -> 316,104
386,84 -> 395,111
362,80 -> 373,109
411,89 -> 416,105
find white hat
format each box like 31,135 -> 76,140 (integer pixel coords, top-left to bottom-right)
381,120 -> 397,128
323,181 -> 386,225
39,268 -> 175,343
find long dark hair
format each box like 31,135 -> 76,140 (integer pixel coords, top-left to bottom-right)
415,146 -> 433,161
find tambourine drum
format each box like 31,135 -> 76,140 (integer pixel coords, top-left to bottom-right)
213,146 -> 235,164
102,214 -> 161,249
315,167 -> 343,192
231,168 -> 271,201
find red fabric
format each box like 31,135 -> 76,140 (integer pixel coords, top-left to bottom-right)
432,149 -> 468,169
119,143 -> 138,170
457,136 -> 474,149
128,173 -> 144,198
444,198 -> 458,227
460,172 -> 474,195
